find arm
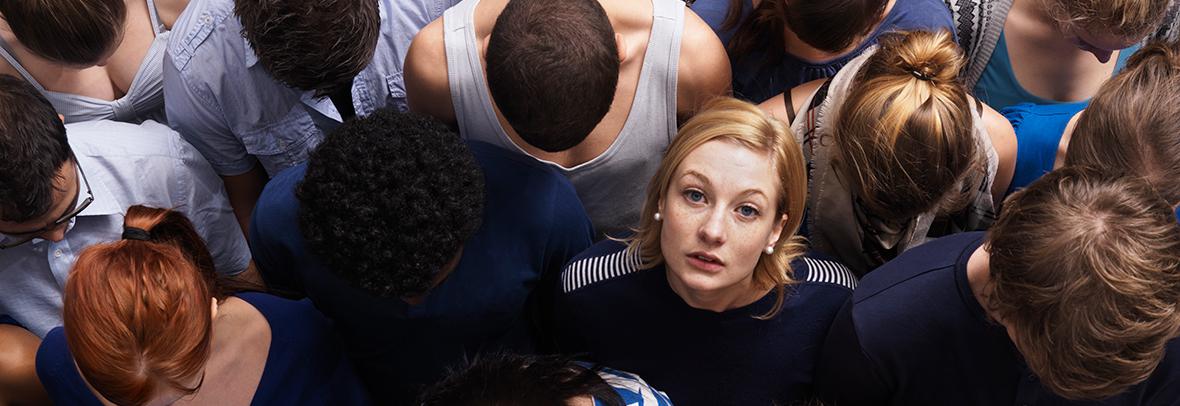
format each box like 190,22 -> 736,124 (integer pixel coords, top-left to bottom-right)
405,18 -> 458,126
170,134 -> 254,278
814,299 -> 894,405
0,325 -> 48,406
676,7 -> 732,123
758,79 -> 827,125
980,101 -> 1017,208
221,165 -> 269,235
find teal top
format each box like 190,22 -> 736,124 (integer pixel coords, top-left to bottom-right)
974,32 -> 1139,110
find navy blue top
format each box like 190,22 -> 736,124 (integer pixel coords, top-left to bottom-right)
694,0 -> 954,103
815,232 -> 1180,405
36,292 -> 370,405
249,141 -> 594,401
1001,102 -> 1088,195
556,239 -> 857,405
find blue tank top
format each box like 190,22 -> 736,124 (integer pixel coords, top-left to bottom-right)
974,32 -> 1139,110
1000,101 -> 1088,196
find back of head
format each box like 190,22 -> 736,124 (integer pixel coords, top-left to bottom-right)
0,0 -> 125,66
297,108 -> 484,298
1067,41 -> 1180,205
235,0 -> 380,97
833,30 -> 979,221
0,75 -> 71,223
727,0 -> 887,60
486,0 -> 619,152
63,206 -> 217,405
419,353 -> 623,406
988,166 -> 1180,400
1044,0 -> 1170,39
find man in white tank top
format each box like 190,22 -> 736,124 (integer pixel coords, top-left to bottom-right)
405,0 -> 730,238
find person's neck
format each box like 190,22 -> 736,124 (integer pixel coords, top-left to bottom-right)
781,0 -> 897,63
665,269 -> 770,313
965,244 -> 1000,320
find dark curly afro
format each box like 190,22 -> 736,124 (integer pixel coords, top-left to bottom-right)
297,108 -> 485,298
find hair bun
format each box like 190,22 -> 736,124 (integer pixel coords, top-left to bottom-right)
882,30 -> 963,84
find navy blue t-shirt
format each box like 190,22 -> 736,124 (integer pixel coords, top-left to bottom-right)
556,239 -> 857,405
816,232 -> 1180,405
249,141 -> 594,401
36,292 -> 370,405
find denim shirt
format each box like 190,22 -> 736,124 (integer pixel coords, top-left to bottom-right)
163,0 -> 458,177
0,120 -> 250,337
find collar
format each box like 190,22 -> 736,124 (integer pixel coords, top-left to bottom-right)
73,155 -> 126,218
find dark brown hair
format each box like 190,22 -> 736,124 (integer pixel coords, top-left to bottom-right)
726,0 -> 887,63
988,166 -> 1180,400
1067,41 -> 1180,205
485,0 -> 619,152
0,0 -> 126,66
235,0 -> 380,97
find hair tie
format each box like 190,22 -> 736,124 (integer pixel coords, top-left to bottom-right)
908,69 -> 934,82
121,227 -> 153,241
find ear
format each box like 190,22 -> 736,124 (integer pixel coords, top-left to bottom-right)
210,298 -> 219,321
615,33 -> 628,63
767,213 -> 788,248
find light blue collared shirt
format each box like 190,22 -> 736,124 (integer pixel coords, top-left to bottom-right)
163,0 -> 458,177
0,120 -> 251,337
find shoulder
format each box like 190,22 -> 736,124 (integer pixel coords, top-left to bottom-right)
677,7 -> 732,113
560,239 -> 640,294
854,232 -> 982,303
166,0 -> 242,71
468,141 -> 586,217
32,327 -> 72,390
793,254 -> 859,291
235,292 -> 330,334
254,164 -> 307,226
67,120 -> 191,163
405,17 -> 455,123
998,102 -> 1086,135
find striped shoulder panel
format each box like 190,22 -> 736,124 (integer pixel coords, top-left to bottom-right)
561,249 -> 642,293
802,257 -> 859,290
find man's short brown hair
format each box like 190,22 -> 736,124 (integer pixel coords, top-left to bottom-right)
988,166 -> 1180,400
485,0 -> 619,152
235,0 -> 380,97
0,0 -> 126,66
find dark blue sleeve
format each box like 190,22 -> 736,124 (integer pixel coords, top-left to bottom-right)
35,328 -> 104,406
248,166 -> 308,297
531,180 -> 595,352
814,298 -> 893,405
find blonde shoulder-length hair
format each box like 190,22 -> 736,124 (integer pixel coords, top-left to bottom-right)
626,97 -> 808,318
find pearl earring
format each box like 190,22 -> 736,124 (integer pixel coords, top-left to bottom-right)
653,212 -> 662,222
764,246 -> 775,255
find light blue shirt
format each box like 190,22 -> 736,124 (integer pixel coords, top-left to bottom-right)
163,0 -> 458,176
0,120 -> 251,337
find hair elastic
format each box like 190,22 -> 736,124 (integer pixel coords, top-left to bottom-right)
121,227 -> 153,241
907,69 -> 934,82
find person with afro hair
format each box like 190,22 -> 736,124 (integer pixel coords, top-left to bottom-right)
248,108 -> 594,402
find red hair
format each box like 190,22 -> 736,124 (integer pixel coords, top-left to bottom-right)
62,206 -> 219,405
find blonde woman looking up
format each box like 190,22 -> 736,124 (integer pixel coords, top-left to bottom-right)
949,0 -> 1178,110
761,30 -> 1017,275
0,0 -> 188,123
555,97 -> 857,406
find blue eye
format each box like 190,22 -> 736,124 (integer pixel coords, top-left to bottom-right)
685,190 -> 705,203
738,205 -> 759,218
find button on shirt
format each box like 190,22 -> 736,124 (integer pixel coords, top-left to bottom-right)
0,120 -> 251,337
163,0 -> 458,177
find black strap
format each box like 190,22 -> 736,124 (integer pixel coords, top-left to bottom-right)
121,227 -> 152,241
784,91 -> 797,124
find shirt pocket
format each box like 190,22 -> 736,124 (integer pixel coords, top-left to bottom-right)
238,107 -> 323,176
386,72 -> 409,112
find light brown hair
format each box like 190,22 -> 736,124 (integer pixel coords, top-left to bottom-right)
1043,0 -> 1171,39
1066,41 -> 1180,205
833,30 -> 981,221
628,97 -> 807,318
988,166 -> 1180,400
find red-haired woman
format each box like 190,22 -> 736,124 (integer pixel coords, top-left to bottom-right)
35,205 -> 370,405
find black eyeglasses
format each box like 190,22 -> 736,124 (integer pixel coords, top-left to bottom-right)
0,158 -> 94,249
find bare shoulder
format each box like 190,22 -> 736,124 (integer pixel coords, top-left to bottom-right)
759,93 -> 791,123
405,17 -> 457,124
676,7 -> 732,117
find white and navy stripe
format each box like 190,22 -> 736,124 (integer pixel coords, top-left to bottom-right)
562,249 -> 643,293
802,257 -> 858,290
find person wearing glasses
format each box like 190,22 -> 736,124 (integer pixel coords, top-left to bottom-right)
0,75 -> 251,337
36,205 -> 369,405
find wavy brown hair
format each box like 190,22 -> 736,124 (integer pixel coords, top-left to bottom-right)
1043,0 -> 1171,39
628,97 -> 807,319
988,166 -> 1180,400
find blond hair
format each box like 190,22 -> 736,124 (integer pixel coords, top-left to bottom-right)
1043,0 -> 1171,38
833,30 -> 982,221
628,97 -> 807,319
988,166 -> 1180,400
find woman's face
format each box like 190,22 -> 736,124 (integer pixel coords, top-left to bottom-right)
659,139 -> 787,301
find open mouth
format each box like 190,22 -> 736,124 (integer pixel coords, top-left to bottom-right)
687,252 -> 725,271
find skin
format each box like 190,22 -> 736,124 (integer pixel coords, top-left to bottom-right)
658,139 -> 787,313
759,79 -> 1018,208
0,325 -> 50,406
0,0 -> 190,101
404,0 -> 731,168
1004,0 -> 1142,103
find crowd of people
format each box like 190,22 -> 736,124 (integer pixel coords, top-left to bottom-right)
0,0 -> 1179,404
